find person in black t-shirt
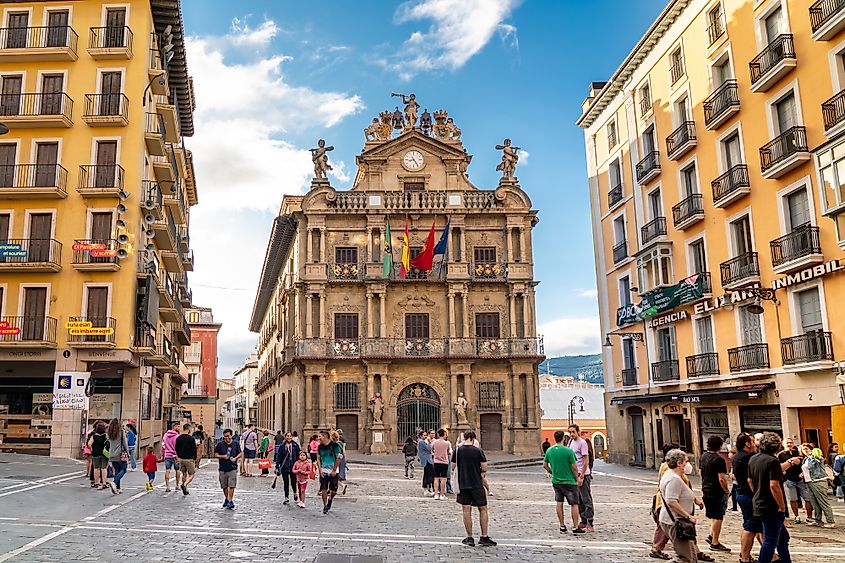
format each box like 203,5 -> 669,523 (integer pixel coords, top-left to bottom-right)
175,424 -> 198,495
451,430 -> 496,547
777,437 -> 809,523
732,433 -> 762,563
699,435 -> 731,553
748,432 -> 790,563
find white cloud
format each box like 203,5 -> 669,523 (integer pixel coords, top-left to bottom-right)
539,317 -> 602,357
575,287 -> 598,299
183,21 -> 363,376
387,0 -> 520,79
517,149 -> 529,165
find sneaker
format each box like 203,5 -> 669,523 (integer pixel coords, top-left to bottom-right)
145,483 -> 152,491
228,501 -> 235,510
222,500 -> 229,508
793,516 -> 802,524
559,526 -> 567,534
583,525 -> 595,532
705,535 -> 713,545
572,527 -> 586,535
461,537 -> 475,547
822,523 -> 836,529
806,520 -> 818,526
326,497 -> 333,511
425,490 -> 435,497
181,484 -> 188,496
322,505 -> 329,514
297,501 -> 305,508
283,498 -> 290,505
487,490 -> 494,496
695,553 -> 714,562
478,536 -> 497,547
709,544 -> 731,553
165,487 -> 171,493
107,482 -> 117,495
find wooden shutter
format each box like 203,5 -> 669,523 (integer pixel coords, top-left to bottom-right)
86,287 -> 109,320
28,213 -> 52,262
776,94 -> 796,134
0,143 -> 15,187
90,212 -> 112,241
46,11 -> 69,47
404,313 -> 429,339
474,313 -> 500,338
1,76 -> 22,116
786,189 -> 810,231
473,246 -> 496,264
34,143 -> 58,187
23,287 -> 47,340
334,247 -> 357,264
740,307 -> 763,345
696,316 -> 715,353
99,72 -> 121,116
333,313 -> 359,339
40,74 -> 63,116
104,9 -> 126,48
797,288 -> 823,333
6,13 -> 28,49
95,141 -> 117,187
765,8 -> 782,44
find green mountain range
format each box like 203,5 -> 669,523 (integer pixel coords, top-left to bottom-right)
539,354 -> 604,385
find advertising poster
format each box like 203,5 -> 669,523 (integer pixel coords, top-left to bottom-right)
53,371 -> 90,410
89,394 -> 122,421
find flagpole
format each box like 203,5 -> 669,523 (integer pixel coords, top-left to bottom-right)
387,217 -> 396,280
437,216 -> 448,280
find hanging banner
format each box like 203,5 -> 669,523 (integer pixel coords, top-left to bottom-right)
53,371 -> 90,410
617,274 -> 706,327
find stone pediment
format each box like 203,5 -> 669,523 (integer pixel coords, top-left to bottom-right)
359,129 -> 469,161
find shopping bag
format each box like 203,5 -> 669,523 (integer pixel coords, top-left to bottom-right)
258,458 -> 272,470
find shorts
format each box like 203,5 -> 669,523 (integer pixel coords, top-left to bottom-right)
219,470 -> 238,489
164,458 -> 180,471
784,480 -> 812,503
553,483 -> 580,506
703,492 -> 727,520
320,472 -> 340,492
244,449 -> 257,459
146,471 -> 156,482
309,452 -> 317,462
457,487 -> 488,507
736,493 -> 762,533
433,463 -> 449,478
92,456 -> 109,470
180,459 -> 196,476
298,480 -> 308,491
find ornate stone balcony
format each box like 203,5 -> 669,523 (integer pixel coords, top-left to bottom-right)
293,336 -> 544,360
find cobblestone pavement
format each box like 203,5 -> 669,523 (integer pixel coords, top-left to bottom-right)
0,453 -> 842,562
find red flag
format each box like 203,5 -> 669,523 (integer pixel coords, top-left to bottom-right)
410,221 -> 436,272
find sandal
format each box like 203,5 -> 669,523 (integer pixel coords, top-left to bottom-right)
697,553 -> 715,562
649,551 -> 670,560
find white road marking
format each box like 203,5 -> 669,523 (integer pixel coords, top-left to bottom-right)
0,471 -> 85,498
590,470 -> 657,485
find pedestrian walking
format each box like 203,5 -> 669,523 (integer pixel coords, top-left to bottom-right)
317,430 -> 344,514
432,429 -> 450,500
542,437 -> 551,454
142,447 -> 161,491
833,450 -> 845,503
83,421 -> 95,485
418,430 -> 434,496
292,450 -> 312,508
292,431 -> 300,445
568,424 -> 594,532
308,434 -> 319,462
732,433 -> 763,563
452,430 -> 496,547
445,437 -> 454,495
87,421 -> 108,489
242,424 -> 259,476
802,446 -> 836,528
543,430 -> 584,535
699,435 -> 731,552
748,432 -> 791,563
106,418 -> 129,495
214,429 -> 243,509
259,430 -> 271,476
162,421 -> 182,492
659,449 -> 699,563
175,423 -> 198,495
275,432 -> 300,505
126,423 -> 137,470
192,424 -> 207,463
403,436 -> 417,479
335,429 -> 349,495
274,430 -> 284,450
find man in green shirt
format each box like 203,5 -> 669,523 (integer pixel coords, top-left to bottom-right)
543,430 -> 584,534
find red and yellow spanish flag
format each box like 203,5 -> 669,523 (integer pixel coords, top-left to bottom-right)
410,221 -> 436,272
400,217 -> 411,278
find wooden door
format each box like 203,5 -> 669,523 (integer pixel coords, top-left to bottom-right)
94,141 -> 117,187
0,143 -> 15,187
22,287 -> 47,341
5,13 -> 28,49
335,415 -> 358,451
27,213 -> 52,262
86,287 -> 109,341
480,413 -> 503,451
90,212 -> 113,264
34,143 -> 58,187
630,408 -> 646,466
104,9 -> 126,48
40,74 -> 63,115
99,72 -> 121,116
0,213 -> 9,263
0,76 -> 22,116
798,407 -> 832,456
46,11 -> 69,48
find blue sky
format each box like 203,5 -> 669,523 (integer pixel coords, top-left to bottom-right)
180,0 -> 667,377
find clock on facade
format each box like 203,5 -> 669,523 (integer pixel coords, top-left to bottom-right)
402,150 -> 425,171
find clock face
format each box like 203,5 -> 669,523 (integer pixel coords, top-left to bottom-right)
402,150 -> 425,171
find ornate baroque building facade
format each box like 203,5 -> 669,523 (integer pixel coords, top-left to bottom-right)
250,99 -> 543,454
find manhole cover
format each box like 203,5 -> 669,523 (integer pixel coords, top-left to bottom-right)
796,535 -> 842,544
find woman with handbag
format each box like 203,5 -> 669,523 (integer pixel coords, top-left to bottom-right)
659,449 -> 699,563
106,418 -> 129,495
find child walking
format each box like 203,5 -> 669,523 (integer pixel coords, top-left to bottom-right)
143,447 -> 162,491
292,451 -> 312,508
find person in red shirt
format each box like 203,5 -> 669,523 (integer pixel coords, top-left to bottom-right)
143,447 -> 162,491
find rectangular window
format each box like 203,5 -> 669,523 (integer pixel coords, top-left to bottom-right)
696,316 -> 715,353
775,93 -> 797,134
670,48 -> 685,83
473,246 -> 497,264
334,313 -> 359,339
796,287 -> 823,332
640,83 -> 652,116
141,381 -> 151,419
643,126 -> 656,154
690,239 -> 707,274
154,386 -> 162,420
404,313 -> 429,339
723,134 -> 742,168
334,246 -> 358,264
714,59 -> 732,85
613,216 -> 626,244
34,142 -> 59,187
786,188 -> 810,231
732,216 -> 753,256
609,159 -> 621,188
649,189 -> 662,219
656,326 -> 678,361
675,96 -> 689,123
403,182 -> 424,191
681,163 -> 698,196
335,382 -> 360,410
764,7 -> 783,44
475,313 -> 501,338
607,120 -> 617,148
622,338 -> 636,370
477,381 -> 503,409
739,306 -> 763,345
0,143 -> 16,187
619,275 -> 631,306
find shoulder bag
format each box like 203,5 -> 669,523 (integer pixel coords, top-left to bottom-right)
657,488 -> 697,541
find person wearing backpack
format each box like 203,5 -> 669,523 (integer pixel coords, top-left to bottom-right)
87,422 -> 109,489
106,418 -> 129,495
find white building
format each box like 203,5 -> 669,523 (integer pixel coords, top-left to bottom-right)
232,353 -> 258,431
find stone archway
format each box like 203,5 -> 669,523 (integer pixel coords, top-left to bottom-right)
395,383 -> 440,445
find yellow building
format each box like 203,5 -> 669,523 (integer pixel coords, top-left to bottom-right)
579,0 -> 845,468
0,0 -> 197,457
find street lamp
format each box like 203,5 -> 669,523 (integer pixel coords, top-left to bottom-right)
568,395 -> 585,428
745,287 -> 778,315
0,123 -> 8,135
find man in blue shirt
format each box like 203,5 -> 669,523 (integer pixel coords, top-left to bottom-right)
214,429 -> 243,509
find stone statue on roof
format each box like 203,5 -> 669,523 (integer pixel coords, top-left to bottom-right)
310,139 -> 334,180
392,92 -> 419,129
495,138 -> 521,181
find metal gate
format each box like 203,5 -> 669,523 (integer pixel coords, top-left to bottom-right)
396,384 -> 440,446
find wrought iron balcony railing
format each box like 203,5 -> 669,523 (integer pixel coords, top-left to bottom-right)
0,92 -> 73,119
781,331 -> 834,364
672,194 -> 704,227
749,34 -> 796,86
0,163 -> 68,194
612,240 -> 628,263
78,164 -> 125,191
770,225 -> 822,267
329,262 -> 362,281
71,239 -> 119,266
810,0 -> 845,33
0,238 -> 61,266
728,343 -> 769,372
66,316 -> 116,345
760,126 -> 808,173
666,121 -> 696,159
621,368 -> 638,387
0,25 -> 79,53
703,80 -> 740,128
686,352 -> 719,377
608,182 -> 623,208
88,26 -> 132,51
822,89 -> 845,131
707,10 -> 726,44
670,60 -> 685,84
651,360 -> 680,382
295,337 -> 545,360
0,315 -> 57,344
712,164 -> 750,203
720,252 -> 759,287
83,93 -> 129,120
473,262 -> 507,280
636,151 -> 660,183
641,217 -> 667,245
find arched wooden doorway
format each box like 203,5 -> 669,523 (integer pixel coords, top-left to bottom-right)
396,383 -> 440,445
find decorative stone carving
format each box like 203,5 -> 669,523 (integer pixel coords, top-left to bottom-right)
391,106 -> 405,130
392,92 -> 419,130
369,392 -> 384,423
454,392 -> 469,425
495,138 -> 521,181
420,108 -> 432,135
310,139 -> 334,180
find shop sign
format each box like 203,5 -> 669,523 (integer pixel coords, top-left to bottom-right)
53,371 -> 89,410
772,260 -> 845,290
68,327 -> 114,336
663,403 -> 683,414
693,287 -> 759,314
646,310 -> 688,328
71,242 -> 106,251
0,242 -> 26,259
617,274 -> 706,326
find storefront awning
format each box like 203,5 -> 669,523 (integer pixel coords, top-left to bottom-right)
609,382 -> 775,406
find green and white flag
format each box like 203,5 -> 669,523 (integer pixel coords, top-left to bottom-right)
383,220 -> 394,278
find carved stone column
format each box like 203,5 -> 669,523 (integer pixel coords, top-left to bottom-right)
522,291 -> 531,338
459,229 -> 466,263
508,289 -> 517,337
304,374 -> 313,427
379,292 -> 387,337
366,294 -> 373,337
365,227 -> 373,263
449,372 -> 458,426
447,293 -> 456,337
527,375 -> 538,427
319,228 -> 326,263
318,374 -> 327,428
461,292 -> 469,337
306,228 -> 312,263
519,227 -> 527,262
512,371 -> 524,427
506,227 -> 513,262
305,294 -> 313,338
317,293 -> 325,338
